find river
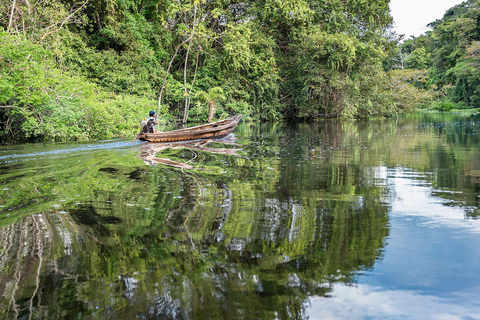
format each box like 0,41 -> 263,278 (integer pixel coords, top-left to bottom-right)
0,113 -> 479,319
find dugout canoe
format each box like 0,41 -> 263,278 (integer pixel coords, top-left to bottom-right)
136,115 -> 242,143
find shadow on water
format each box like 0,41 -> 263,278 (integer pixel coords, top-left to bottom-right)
0,113 -> 479,319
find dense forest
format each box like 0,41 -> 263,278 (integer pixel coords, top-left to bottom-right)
394,0 -> 480,111
0,0 -> 478,142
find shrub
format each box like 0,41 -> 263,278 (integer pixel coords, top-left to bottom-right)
432,100 -> 469,111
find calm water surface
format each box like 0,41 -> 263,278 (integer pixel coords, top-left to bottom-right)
0,113 -> 479,319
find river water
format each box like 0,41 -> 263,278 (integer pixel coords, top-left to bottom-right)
0,113 -> 479,319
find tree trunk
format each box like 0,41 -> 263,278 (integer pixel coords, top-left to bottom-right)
208,102 -> 216,122
182,39 -> 193,124
183,49 -> 201,124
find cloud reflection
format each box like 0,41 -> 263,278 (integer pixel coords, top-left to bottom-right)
390,168 -> 480,233
307,283 -> 480,320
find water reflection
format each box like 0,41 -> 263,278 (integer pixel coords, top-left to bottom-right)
391,168 -> 480,232
0,113 -> 479,319
307,283 -> 480,320
306,164 -> 480,319
139,136 -> 241,168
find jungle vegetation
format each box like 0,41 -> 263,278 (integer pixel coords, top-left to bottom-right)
391,0 -> 480,112
0,0 -> 474,143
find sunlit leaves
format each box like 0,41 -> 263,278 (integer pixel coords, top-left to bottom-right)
0,31 -> 158,141
256,0 -> 313,25
223,24 -> 253,71
423,0 -> 480,108
1,0 -> 404,141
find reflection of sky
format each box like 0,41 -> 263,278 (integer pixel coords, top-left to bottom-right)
390,169 -> 480,233
307,284 -> 480,320
307,167 -> 480,319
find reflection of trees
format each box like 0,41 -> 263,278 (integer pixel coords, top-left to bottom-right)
0,213 -> 87,319
291,114 -> 480,218
9,113 -> 480,318
385,114 -> 480,215
131,123 -> 391,319
0,133 -> 391,319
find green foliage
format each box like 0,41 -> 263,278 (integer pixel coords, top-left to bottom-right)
384,0 -> 480,110
432,99 -> 469,111
416,0 -> 480,108
194,86 -> 226,121
287,26 -> 401,119
405,47 -> 429,69
1,0 -> 411,142
0,31 -> 157,142
218,23 -> 281,121
388,69 -> 434,110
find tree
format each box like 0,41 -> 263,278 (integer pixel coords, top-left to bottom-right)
425,0 -> 480,107
195,87 -> 226,122
405,47 -> 429,69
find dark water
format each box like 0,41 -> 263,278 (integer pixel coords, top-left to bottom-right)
0,113 -> 479,319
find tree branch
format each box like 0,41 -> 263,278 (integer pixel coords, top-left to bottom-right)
8,0 -> 16,31
157,3 -> 198,116
40,0 -> 89,41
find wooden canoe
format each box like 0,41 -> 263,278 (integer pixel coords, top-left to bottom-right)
136,115 -> 242,143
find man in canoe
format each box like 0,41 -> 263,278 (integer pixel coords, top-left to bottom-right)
141,111 -> 159,133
